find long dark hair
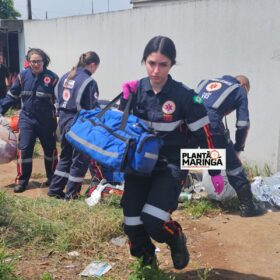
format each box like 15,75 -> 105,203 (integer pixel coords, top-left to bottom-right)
67,51 -> 100,80
142,36 -> 176,66
26,48 -> 50,67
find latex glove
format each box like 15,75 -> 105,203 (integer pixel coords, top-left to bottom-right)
122,80 -> 138,99
211,175 -> 225,195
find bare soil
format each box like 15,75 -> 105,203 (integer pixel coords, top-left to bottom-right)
0,158 -> 279,280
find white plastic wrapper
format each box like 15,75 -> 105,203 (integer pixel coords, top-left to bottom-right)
251,173 -> 280,207
0,116 -> 17,164
202,170 -> 236,201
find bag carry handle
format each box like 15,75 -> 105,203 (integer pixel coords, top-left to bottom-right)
96,91 -> 135,131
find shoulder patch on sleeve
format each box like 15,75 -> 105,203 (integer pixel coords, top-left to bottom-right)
193,95 -> 203,104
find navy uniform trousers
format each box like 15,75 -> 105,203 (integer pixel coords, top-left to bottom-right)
122,163 -> 187,259
16,111 -> 57,187
49,114 -> 89,199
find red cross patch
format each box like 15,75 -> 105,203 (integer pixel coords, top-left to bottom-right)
62,89 -> 71,101
206,82 -> 222,92
162,100 -> 176,114
44,76 -> 51,85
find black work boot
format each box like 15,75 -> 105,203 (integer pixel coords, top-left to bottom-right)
14,185 -> 26,193
45,178 -> 52,186
237,184 -> 265,217
167,231 -> 189,270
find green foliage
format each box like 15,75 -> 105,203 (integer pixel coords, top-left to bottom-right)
0,0 -> 21,19
196,266 -> 212,280
128,259 -> 175,280
182,198 -> 220,218
40,272 -> 54,280
0,245 -> 21,280
243,162 -> 272,180
0,193 -> 122,254
0,192 -> 14,226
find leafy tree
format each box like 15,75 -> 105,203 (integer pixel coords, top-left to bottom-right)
0,0 -> 21,19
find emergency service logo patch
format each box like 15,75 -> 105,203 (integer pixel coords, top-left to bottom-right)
62,89 -> 71,101
162,101 -> 176,114
180,149 -> 226,170
44,76 -> 51,85
63,79 -> 75,89
206,82 -> 222,92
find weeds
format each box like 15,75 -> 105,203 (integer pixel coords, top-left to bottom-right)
40,272 -> 54,280
0,193 -> 123,254
0,245 -> 22,280
128,259 -> 175,280
182,198 -> 220,218
243,162 -> 272,180
196,265 -> 212,280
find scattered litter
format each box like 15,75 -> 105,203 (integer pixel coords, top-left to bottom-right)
68,251 -> 80,257
79,261 -> 112,277
0,116 -> 17,164
110,236 -> 126,247
64,264 -> 77,269
251,172 -> 280,207
202,170 -> 236,201
85,179 -> 108,207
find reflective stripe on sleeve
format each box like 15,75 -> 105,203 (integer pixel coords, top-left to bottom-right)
124,216 -> 143,226
187,115 -> 210,131
236,120 -> 250,127
142,203 -> 170,222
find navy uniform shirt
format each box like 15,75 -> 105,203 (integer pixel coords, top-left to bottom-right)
120,75 -> 217,167
0,67 -> 58,118
56,68 -> 99,113
196,75 -> 249,151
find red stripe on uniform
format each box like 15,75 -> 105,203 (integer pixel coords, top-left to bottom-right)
203,124 -> 214,149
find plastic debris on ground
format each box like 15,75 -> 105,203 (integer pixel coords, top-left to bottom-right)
179,171 -> 236,202
202,170 -> 236,201
67,251 -> 80,257
251,172 -> 280,208
85,179 -> 109,207
0,116 -> 17,164
110,236 -> 126,247
79,261 -> 112,277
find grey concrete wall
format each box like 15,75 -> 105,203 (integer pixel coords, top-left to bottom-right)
22,0 -> 280,171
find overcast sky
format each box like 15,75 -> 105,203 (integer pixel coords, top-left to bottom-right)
13,0 -> 132,20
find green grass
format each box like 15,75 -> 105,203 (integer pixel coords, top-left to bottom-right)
0,192 -> 123,254
0,245 -> 22,280
40,272 -> 54,280
243,162 -> 272,180
128,259 -> 175,280
182,198 -> 220,218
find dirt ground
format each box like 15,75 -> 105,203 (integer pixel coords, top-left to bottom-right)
0,158 -> 279,280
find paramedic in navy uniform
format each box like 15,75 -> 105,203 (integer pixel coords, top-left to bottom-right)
196,75 -> 265,217
120,36 -> 224,270
0,48 -> 58,193
48,51 -> 100,200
